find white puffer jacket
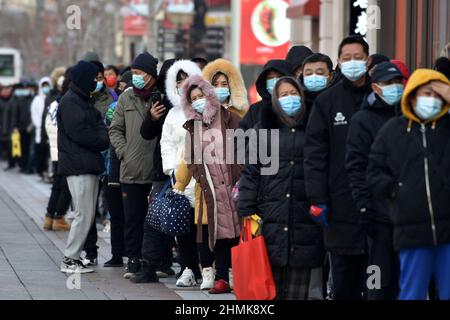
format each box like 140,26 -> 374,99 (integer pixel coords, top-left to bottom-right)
31,77 -> 52,144
45,100 -> 59,161
160,60 -> 202,207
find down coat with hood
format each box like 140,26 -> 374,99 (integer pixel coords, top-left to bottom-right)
160,59 -> 202,206
31,77 -> 52,144
368,69 -> 450,251
238,78 -> 324,268
174,75 -> 242,250
202,58 -> 249,118
239,60 -> 293,131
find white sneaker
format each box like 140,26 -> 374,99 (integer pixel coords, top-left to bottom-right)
60,257 -> 94,274
229,268 -> 234,290
200,267 -> 215,290
176,268 -> 197,287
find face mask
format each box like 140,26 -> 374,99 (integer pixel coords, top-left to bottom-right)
279,95 -> 302,116
304,75 -> 328,92
93,81 -> 103,93
132,74 -> 148,90
340,60 -> 367,81
42,87 -> 51,95
15,89 -> 31,97
266,78 -> 279,95
192,98 -> 206,114
378,83 -> 403,106
105,76 -> 117,88
215,87 -> 230,103
414,96 -> 443,121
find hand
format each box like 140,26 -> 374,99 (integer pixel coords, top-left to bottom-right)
430,81 -> 450,104
150,101 -> 166,121
309,204 -> 330,228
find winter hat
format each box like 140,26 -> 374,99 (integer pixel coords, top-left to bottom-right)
132,52 -> 158,78
81,51 -> 101,62
120,70 -> 132,86
70,61 -> 99,95
368,53 -> 390,71
434,57 -> 450,80
90,60 -> 104,74
285,45 -> 313,71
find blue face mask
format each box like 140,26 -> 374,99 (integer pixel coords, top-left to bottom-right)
42,87 -> 51,95
15,89 -> 32,97
279,95 -> 302,116
93,81 -> 103,93
215,87 -> 230,103
192,98 -> 206,114
303,75 -> 328,92
132,74 -> 147,90
414,96 -> 443,121
378,83 -> 403,106
340,60 -> 367,81
266,78 -> 279,95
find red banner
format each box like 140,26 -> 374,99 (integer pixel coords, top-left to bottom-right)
240,0 -> 291,65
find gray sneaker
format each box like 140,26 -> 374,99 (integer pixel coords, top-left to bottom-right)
60,257 -> 94,274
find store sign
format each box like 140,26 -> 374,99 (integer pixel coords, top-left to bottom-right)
122,0 -> 149,36
240,0 -> 291,65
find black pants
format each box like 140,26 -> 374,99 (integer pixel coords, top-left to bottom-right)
142,181 -> 173,270
367,222 -> 399,300
18,130 -> 30,171
105,178 -> 125,258
34,142 -> 49,175
46,162 -> 71,217
177,209 -> 201,275
214,238 -> 239,282
330,253 -> 368,300
122,183 -> 151,259
197,225 -> 215,268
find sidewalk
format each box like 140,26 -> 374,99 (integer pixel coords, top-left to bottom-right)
0,165 -> 236,300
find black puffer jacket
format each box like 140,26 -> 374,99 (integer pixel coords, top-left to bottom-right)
239,106 -> 324,268
304,76 -> 372,254
57,83 -> 109,176
346,92 -> 400,224
368,116 -> 450,250
13,95 -> 34,132
239,60 -> 292,131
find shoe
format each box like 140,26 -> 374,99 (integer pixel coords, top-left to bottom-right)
209,279 -> 231,294
123,258 -> 141,279
156,267 -> 176,278
130,270 -> 159,283
229,269 -> 234,290
200,267 -> 215,290
43,215 -> 53,230
104,256 -> 124,267
176,268 -> 197,287
81,256 -> 98,266
60,257 -> 94,274
52,217 -> 70,231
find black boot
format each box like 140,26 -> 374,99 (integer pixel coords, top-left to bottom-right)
104,256 -> 124,267
130,261 -> 159,283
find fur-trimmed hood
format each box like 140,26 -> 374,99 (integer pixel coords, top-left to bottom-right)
181,74 -> 220,125
50,67 -> 66,88
166,60 -> 202,108
202,59 -> 249,112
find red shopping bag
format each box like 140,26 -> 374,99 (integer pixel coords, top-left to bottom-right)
231,219 -> 276,300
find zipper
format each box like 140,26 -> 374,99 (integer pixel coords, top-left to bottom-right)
420,124 -> 438,246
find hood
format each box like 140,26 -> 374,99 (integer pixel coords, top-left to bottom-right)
156,58 -> 176,94
202,59 -> 249,112
181,74 -> 220,125
38,77 -> 52,95
166,60 -> 202,108
50,67 -> 66,88
256,60 -> 293,100
285,45 -> 313,71
401,68 -> 450,125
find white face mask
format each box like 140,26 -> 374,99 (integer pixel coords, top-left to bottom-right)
340,60 -> 367,81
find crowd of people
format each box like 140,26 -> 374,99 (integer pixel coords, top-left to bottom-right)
0,35 -> 450,300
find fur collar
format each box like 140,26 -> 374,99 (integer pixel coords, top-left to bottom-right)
181,74 -> 220,126
202,59 -> 248,112
165,60 -> 202,108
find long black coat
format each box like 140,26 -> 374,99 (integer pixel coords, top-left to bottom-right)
239,106 -> 324,268
346,92 -> 400,224
304,76 -> 372,254
368,116 -> 450,251
57,83 -> 109,176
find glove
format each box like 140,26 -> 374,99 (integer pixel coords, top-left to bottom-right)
309,204 -> 330,228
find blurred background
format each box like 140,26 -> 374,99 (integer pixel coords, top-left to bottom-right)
1,0 -> 449,99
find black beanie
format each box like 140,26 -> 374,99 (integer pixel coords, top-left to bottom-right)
435,57 -> 450,80
132,52 -> 158,77
286,45 -> 313,71
90,60 -> 105,74
71,61 -> 99,95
